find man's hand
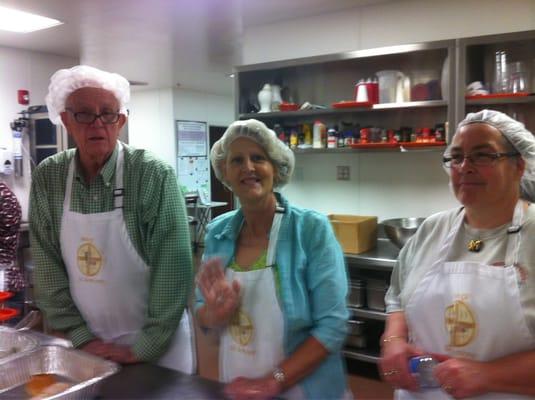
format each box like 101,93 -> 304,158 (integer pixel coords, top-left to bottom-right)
81,339 -> 139,364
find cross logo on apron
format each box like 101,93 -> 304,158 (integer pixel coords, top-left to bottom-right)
77,240 -> 103,276
444,300 -> 477,347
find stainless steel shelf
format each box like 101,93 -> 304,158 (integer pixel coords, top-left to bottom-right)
345,239 -> 399,270
465,95 -> 535,106
349,306 -> 387,321
239,100 -> 447,120
291,146 -> 446,155
343,348 -> 380,364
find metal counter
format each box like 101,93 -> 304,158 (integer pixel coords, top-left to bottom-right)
98,364 -> 224,399
345,238 -> 399,271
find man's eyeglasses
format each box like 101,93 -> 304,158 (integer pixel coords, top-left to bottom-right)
443,151 -> 519,168
65,108 -> 121,125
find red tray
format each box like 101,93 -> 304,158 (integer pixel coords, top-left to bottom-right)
0,291 -> 13,301
0,307 -> 19,321
465,92 -> 530,100
399,141 -> 447,148
332,101 -> 374,109
351,142 -> 399,149
279,103 -> 299,111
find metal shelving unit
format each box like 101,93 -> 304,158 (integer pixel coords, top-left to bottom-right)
349,306 -> 387,322
343,348 -> 380,363
456,30 -> 535,129
343,238 -> 397,364
235,39 -> 456,145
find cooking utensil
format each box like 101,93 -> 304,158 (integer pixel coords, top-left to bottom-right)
382,217 -> 425,248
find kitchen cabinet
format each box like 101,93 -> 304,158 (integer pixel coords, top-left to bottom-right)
343,238 -> 398,364
457,30 -> 535,132
234,40 -> 456,149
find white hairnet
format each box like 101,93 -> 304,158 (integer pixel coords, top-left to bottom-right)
45,65 -> 130,125
210,119 -> 295,189
446,109 -> 535,201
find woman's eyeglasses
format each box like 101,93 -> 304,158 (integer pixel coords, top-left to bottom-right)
65,108 -> 121,124
443,151 -> 519,168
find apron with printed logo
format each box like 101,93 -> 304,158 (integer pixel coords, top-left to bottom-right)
60,143 -> 195,373
219,207 -> 304,399
397,201 -> 534,400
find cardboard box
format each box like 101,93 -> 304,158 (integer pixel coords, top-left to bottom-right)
328,215 -> 377,254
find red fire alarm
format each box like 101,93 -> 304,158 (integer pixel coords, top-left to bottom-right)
17,90 -> 30,105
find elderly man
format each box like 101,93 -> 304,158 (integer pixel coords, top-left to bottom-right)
29,65 -> 194,373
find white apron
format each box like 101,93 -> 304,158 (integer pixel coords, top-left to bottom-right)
219,207 -> 304,399
397,201 -> 535,400
60,144 -> 195,373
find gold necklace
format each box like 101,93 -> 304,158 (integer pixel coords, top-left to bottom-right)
467,239 -> 483,252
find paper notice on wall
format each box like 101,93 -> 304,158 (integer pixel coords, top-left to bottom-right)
177,120 -> 207,157
177,156 -> 210,195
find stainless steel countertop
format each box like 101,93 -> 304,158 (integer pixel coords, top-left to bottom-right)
345,238 -> 400,270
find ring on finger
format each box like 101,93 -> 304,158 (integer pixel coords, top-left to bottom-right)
382,369 -> 399,377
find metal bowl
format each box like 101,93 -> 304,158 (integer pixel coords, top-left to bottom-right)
382,217 -> 425,248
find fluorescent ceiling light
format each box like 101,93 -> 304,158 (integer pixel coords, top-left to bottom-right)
0,6 -> 63,33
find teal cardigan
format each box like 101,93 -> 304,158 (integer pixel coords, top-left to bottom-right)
196,193 -> 349,399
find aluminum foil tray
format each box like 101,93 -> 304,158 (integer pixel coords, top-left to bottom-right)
0,345 -> 120,399
0,327 -> 39,364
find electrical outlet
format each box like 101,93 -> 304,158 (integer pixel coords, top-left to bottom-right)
336,165 -> 350,180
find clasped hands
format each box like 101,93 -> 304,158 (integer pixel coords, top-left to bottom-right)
197,257 -> 241,327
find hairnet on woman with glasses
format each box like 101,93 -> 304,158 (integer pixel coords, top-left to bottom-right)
195,119 -> 351,399
443,109 -> 535,202
380,109 -> 535,399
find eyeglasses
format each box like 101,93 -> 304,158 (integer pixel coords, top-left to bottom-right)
442,151 -> 519,168
65,108 -> 121,124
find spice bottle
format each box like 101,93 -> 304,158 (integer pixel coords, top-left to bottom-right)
313,120 -> 326,148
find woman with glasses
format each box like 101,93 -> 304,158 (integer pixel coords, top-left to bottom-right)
29,65 -> 194,373
195,119 -> 351,399
379,109 -> 535,399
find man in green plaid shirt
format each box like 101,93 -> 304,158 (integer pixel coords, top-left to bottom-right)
29,65 -> 194,372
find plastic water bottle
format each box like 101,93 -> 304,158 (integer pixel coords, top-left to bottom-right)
409,356 -> 440,388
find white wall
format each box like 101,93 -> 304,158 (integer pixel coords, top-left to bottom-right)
243,0 -> 535,64
128,88 -> 176,170
242,0 -> 535,220
173,88 -> 234,128
0,46 -> 76,220
127,87 -> 234,173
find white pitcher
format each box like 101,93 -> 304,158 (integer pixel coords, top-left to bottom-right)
258,84 -> 272,113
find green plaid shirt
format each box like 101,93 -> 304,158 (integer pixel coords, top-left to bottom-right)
29,143 -> 193,362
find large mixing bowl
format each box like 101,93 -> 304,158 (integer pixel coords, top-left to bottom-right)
382,217 -> 425,249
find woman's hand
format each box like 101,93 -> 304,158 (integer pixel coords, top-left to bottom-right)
197,257 -> 240,327
379,338 -> 423,391
224,376 -> 281,400
433,355 -> 490,399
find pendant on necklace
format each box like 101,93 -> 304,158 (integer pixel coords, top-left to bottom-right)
468,239 -> 483,252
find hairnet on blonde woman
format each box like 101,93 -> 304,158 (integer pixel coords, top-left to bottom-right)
210,119 -> 295,189
45,65 -> 130,125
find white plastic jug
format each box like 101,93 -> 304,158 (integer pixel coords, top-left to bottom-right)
376,70 -> 409,103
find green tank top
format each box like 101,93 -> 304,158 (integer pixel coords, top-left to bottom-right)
229,250 -> 281,295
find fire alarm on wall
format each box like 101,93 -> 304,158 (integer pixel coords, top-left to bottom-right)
17,90 -> 29,105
